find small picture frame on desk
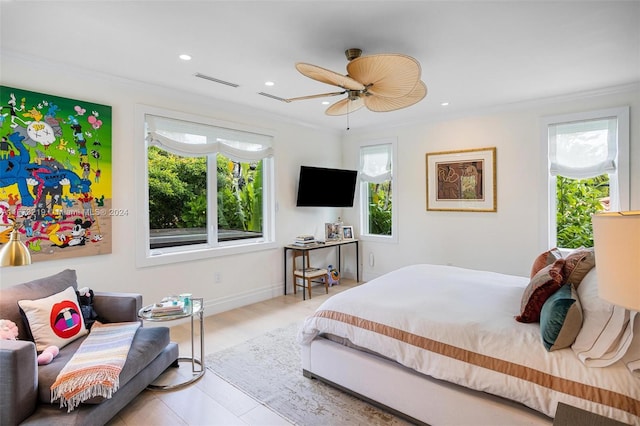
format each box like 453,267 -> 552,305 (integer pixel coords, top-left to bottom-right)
342,226 -> 354,240
325,222 -> 342,241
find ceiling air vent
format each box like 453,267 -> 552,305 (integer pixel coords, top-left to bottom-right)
258,92 -> 289,102
194,73 -> 239,88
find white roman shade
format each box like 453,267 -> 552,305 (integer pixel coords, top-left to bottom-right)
548,117 -> 618,179
360,143 -> 392,183
146,114 -> 273,162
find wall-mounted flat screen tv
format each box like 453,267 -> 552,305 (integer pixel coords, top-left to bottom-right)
296,166 -> 358,207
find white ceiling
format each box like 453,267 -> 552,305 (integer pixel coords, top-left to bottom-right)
2,1 -> 639,132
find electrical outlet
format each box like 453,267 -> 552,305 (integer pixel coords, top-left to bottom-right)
214,272 -> 221,283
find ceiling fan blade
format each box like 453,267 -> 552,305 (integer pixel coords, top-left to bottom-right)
296,63 -> 365,91
325,97 -> 365,116
364,81 -> 427,112
284,91 -> 345,103
347,54 -> 421,98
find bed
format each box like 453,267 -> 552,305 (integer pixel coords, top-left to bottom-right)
299,263 -> 640,425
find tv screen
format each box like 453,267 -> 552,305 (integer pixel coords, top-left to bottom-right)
296,166 -> 358,207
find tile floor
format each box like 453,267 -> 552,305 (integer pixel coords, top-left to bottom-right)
107,280 -> 358,426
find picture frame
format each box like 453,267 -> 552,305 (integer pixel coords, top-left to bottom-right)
325,222 -> 342,241
426,147 -> 496,212
342,226 -> 354,240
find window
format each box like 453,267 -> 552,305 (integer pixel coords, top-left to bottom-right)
359,139 -> 397,242
542,107 -> 629,249
136,107 -> 275,266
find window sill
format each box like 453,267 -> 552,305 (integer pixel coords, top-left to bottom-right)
136,240 -> 278,268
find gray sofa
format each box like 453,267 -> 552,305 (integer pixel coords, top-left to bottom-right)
0,269 -> 179,425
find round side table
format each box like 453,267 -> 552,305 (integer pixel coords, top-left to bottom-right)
138,297 -> 204,390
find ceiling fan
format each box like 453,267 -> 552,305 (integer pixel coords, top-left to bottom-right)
285,48 -> 427,116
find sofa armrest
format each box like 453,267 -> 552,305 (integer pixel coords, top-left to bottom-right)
0,339 -> 38,425
94,292 -> 143,323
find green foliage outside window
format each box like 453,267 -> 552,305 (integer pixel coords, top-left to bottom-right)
556,174 -> 609,249
368,181 -> 392,236
148,146 -> 262,233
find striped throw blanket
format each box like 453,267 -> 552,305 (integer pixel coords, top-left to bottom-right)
51,321 -> 140,412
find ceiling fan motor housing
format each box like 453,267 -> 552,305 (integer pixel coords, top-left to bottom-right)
345,48 -> 362,61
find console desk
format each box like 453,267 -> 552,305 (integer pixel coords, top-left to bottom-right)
283,239 -> 359,300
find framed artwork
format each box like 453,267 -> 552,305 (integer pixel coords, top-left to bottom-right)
0,86 -> 113,263
325,222 -> 341,241
426,147 -> 496,212
342,226 -> 354,240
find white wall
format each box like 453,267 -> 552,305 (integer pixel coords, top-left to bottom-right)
341,86 -> 640,281
0,53 -> 344,314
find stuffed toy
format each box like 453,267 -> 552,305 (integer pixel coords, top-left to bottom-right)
76,286 -> 99,330
1,318 -> 59,365
37,345 -> 60,365
327,265 -> 340,287
0,319 -> 19,340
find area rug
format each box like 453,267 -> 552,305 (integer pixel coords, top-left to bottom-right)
205,322 -> 412,426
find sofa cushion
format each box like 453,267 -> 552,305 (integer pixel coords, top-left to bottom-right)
37,326 -> 171,404
18,286 -> 88,352
0,270 -> 78,341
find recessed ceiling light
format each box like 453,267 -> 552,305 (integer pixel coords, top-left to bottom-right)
440,102 -> 450,106
265,81 -> 275,86
179,54 -> 192,61
321,101 -> 330,105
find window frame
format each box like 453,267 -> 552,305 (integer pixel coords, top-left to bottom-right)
135,105 -> 276,267
358,138 -> 398,243
539,106 -> 629,250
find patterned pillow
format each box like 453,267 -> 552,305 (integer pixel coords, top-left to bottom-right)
18,286 -> 88,351
530,248 -> 562,278
516,258 -> 566,323
562,247 -> 595,288
540,284 -> 583,351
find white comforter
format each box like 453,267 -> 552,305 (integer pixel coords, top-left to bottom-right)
300,264 -> 640,424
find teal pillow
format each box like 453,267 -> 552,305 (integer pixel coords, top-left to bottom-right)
540,284 -> 583,351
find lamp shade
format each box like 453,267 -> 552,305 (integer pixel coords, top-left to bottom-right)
0,227 -> 32,267
591,211 -> 640,311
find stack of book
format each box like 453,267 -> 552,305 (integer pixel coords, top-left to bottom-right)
293,234 -> 316,246
150,301 -> 184,317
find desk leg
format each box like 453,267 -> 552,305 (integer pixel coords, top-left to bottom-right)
302,252 -> 307,300
356,241 -> 359,282
283,247 -> 287,295
337,245 -> 342,281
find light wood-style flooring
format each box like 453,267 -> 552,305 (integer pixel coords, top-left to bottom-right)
107,280 -> 359,426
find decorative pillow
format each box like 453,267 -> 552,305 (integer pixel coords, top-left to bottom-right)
530,248 -> 563,278
562,247 -> 595,288
571,269 -> 637,367
621,317 -> 640,377
540,284 -> 583,351
516,258 -> 566,323
76,287 -> 99,330
18,286 -> 88,352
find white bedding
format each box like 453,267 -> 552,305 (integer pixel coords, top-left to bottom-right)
299,264 -> 640,424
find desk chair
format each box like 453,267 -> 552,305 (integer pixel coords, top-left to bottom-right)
292,250 -> 328,299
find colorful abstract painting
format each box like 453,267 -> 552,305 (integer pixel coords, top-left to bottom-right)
0,86 -> 112,262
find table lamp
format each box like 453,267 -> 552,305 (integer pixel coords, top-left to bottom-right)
591,211 -> 640,311
0,221 -> 32,267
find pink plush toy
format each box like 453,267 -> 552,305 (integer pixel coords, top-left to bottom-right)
0,319 -> 19,340
1,319 -> 59,365
37,346 -> 60,365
